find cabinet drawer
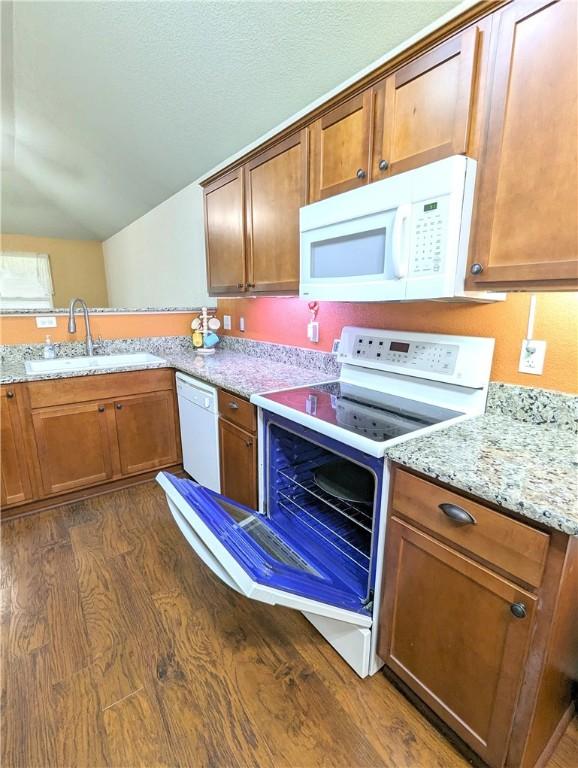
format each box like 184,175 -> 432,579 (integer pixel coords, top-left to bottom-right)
218,389 -> 256,433
27,369 -> 174,408
392,469 -> 549,588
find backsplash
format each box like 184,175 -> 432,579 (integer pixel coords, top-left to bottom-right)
217,293 -> 578,394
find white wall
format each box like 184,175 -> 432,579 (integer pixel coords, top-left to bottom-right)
103,0 -> 475,308
103,181 -> 214,308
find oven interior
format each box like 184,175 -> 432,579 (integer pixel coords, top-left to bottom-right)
266,422 -> 377,605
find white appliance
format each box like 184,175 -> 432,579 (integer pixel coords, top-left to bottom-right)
176,372 -> 220,492
300,155 -> 503,303
158,328 -> 494,680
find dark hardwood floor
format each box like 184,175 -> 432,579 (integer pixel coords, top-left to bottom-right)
1,481 -> 576,768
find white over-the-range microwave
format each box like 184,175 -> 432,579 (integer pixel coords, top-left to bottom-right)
300,155 -> 503,303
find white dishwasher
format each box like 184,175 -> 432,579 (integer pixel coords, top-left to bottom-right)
176,372 -> 221,492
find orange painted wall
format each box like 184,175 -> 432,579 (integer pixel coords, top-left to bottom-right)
0,312 -> 196,345
218,294 -> 578,393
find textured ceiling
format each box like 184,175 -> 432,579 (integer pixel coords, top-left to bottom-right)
1,0 -> 461,241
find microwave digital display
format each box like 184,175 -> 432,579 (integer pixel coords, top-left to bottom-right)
424,202 -> 438,212
389,342 -> 410,353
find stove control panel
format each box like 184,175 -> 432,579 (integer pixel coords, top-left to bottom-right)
351,335 -> 459,375
336,327 -> 495,390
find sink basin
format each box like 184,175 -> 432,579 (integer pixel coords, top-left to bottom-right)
25,352 -> 166,375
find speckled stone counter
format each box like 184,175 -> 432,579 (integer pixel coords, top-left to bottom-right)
386,412 -> 578,536
0,337 -> 337,398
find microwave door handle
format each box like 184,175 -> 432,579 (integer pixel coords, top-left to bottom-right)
391,203 -> 412,279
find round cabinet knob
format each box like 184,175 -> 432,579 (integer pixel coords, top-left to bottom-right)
378,159 -> 389,171
245,440 -> 252,448
246,283 -> 255,289
237,283 -> 245,290
510,602 -> 527,619
115,403 -> 123,410
356,168 -> 367,179
228,402 -> 239,410
470,263 -> 484,275
98,405 -> 105,413
6,390 -> 14,399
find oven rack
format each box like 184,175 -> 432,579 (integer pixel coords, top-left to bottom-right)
277,468 -> 373,532
277,493 -> 370,572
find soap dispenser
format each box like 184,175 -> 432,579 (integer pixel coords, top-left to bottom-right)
43,335 -> 56,360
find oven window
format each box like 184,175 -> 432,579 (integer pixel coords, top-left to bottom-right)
311,228 -> 386,278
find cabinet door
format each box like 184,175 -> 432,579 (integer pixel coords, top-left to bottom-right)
218,418 -> 257,509
245,131 -> 307,293
32,402 -> 114,495
114,390 -> 179,476
204,167 -> 247,295
1,387 -> 33,508
309,91 -> 373,201
468,0 -> 577,290
379,517 -> 536,767
372,26 -> 479,180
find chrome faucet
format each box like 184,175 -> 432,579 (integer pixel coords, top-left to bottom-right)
68,297 -> 95,356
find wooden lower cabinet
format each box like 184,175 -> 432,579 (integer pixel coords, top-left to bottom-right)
380,517 -> 535,766
1,386 -> 33,507
219,416 -> 257,509
114,390 -> 179,475
379,468 -> 578,768
1,370 -> 181,517
32,401 -> 114,496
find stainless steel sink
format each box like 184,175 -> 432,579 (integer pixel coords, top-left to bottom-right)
24,352 -> 166,375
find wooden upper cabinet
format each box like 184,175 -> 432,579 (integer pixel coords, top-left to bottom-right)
372,25 -> 481,180
1,387 -> 33,508
379,517 -> 536,767
467,0 -> 578,290
204,168 -> 246,295
32,402 -> 114,496
114,390 -> 179,476
309,91 -> 373,201
245,131 -> 307,293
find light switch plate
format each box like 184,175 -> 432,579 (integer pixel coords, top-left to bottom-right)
36,316 -> 57,328
307,321 -> 319,343
519,339 -> 547,375
223,314 -> 231,330
239,316 -> 245,332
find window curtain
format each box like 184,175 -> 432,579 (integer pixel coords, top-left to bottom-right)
0,252 -> 54,308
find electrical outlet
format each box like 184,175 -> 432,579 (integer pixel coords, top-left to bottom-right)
239,316 -> 245,332
36,316 -> 57,328
223,314 -> 231,330
519,339 -> 547,375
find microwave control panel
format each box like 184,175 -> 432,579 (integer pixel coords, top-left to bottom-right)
351,334 -> 459,375
409,196 -> 449,276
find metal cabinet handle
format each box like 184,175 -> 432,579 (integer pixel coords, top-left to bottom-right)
470,263 -> 484,275
6,390 -> 14,399
356,168 -> 367,179
510,602 -> 527,619
246,283 -> 256,289
245,440 -> 252,447
98,405 -> 105,413
228,402 -> 239,410
378,159 -> 389,171
115,403 -> 123,410
237,283 -> 245,289
439,503 -> 476,525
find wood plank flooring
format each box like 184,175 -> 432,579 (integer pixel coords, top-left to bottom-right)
1,481 -> 576,768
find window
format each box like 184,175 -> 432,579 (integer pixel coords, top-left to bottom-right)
0,252 -> 54,308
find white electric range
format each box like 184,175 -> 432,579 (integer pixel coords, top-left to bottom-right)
158,327 -> 494,679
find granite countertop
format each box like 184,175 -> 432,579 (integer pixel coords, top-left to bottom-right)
0,349 -> 335,399
386,413 -> 578,536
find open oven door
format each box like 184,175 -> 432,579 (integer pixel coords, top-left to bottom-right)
157,472 -> 372,628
